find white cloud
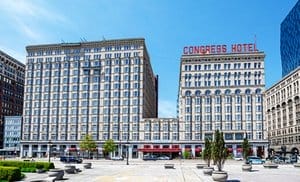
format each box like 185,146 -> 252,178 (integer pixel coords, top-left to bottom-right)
158,100 -> 177,118
0,0 -> 68,41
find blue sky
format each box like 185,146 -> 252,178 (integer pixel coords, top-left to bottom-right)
0,0 -> 297,117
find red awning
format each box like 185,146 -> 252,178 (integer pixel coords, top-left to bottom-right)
68,148 -> 77,151
138,148 -> 181,153
195,148 -> 202,152
237,148 -> 243,152
227,148 -> 233,152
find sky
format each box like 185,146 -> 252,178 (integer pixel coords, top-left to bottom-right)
0,0 -> 298,118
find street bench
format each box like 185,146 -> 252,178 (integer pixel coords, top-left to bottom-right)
164,164 -> 175,169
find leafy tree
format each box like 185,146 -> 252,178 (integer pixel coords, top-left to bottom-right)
103,139 -> 117,157
203,138 -> 212,167
182,151 -> 191,159
79,135 -> 97,159
212,130 -> 228,171
242,138 -> 250,163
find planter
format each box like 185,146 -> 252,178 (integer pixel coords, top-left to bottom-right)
263,163 -> 278,169
242,164 -> 252,172
36,169 -> 45,173
203,167 -> 214,176
48,169 -> 64,180
294,163 -> 300,168
212,171 -> 228,182
196,163 -> 208,169
65,165 -> 76,174
83,162 -> 92,169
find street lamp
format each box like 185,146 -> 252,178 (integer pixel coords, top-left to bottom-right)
48,140 -> 52,163
126,141 -> 129,165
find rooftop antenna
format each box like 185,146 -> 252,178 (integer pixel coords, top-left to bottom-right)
254,34 -> 258,51
102,36 -> 106,41
61,39 -> 65,43
83,37 -> 87,42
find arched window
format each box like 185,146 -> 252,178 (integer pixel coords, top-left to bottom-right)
225,89 -> 231,95
235,89 -> 241,95
185,90 -> 191,96
255,88 -> 262,94
195,90 -> 201,96
205,90 -> 211,95
245,89 -> 251,95
215,90 -> 221,95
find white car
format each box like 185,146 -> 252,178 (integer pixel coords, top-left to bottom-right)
111,156 -> 124,161
234,155 -> 243,161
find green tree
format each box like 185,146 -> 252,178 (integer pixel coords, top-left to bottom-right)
212,130 -> 228,171
242,138 -> 250,163
203,138 -> 212,167
182,151 -> 191,159
79,135 -> 97,159
103,139 -> 117,157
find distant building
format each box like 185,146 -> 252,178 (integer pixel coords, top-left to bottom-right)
0,50 -> 25,148
281,0 -> 300,77
265,67 -> 300,155
178,46 -> 267,157
21,38 -> 158,158
3,116 -> 22,152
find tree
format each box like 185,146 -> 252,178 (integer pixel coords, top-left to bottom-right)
203,138 -> 212,167
79,135 -> 97,159
242,138 -> 250,163
212,130 -> 228,171
103,139 -> 117,157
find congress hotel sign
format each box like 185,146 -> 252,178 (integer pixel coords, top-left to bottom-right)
183,43 -> 258,55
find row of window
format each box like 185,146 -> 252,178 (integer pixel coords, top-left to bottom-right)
27,45 -> 140,57
184,62 -> 262,71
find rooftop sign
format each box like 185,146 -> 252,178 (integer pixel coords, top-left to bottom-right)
183,43 -> 258,55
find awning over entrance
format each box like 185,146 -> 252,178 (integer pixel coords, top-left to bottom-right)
138,148 -> 181,153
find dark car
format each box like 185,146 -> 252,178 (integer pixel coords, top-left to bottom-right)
60,156 -> 83,163
143,154 -> 157,161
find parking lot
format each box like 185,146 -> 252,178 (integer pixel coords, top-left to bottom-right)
23,158 -> 300,182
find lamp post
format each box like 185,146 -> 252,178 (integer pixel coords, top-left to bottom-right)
48,140 -> 52,163
126,141 -> 129,165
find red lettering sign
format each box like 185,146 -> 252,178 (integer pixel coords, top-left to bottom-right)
183,43 -> 258,55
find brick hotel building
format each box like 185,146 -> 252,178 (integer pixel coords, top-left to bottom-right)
178,46 -> 268,157
0,50 -> 25,149
21,38 -> 158,158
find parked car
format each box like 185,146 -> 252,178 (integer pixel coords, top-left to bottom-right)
233,154 -> 243,161
143,154 -> 157,161
290,155 -> 298,163
111,156 -> 124,161
157,155 -> 171,160
246,156 -> 265,164
60,156 -> 83,163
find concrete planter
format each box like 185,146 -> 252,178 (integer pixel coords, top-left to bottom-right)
263,163 -> 278,169
65,165 -> 76,174
83,162 -> 92,169
242,164 -> 252,172
294,163 -> 300,168
203,167 -> 214,176
48,169 -> 64,180
212,171 -> 228,182
196,163 -> 208,169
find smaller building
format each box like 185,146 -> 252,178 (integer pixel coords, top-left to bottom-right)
1,116 -> 22,157
265,67 -> 300,155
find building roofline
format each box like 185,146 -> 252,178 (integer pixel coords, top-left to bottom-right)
26,37 -> 146,50
0,50 -> 25,67
265,66 -> 300,92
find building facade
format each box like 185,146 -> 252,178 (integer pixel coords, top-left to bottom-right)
0,50 -> 25,149
21,38 -> 158,158
265,67 -> 300,155
178,50 -> 268,157
281,0 -> 300,77
3,116 -> 22,151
